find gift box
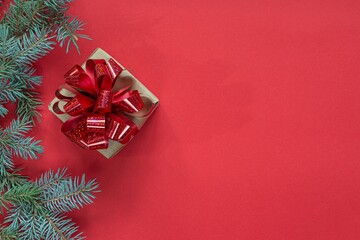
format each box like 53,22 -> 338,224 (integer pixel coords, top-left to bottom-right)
48,48 -> 159,158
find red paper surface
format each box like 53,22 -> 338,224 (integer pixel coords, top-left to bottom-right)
3,0 -> 360,239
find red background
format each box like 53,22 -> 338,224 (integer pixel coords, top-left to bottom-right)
3,0 -> 360,239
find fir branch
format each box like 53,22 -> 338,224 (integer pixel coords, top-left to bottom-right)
43,213 -> 84,240
0,184 -> 41,211
16,1 -> 45,36
0,148 -> 14,173
11,136 -> 43,160
42,175 -> 99,213
18,209 -> 44,240
0,119 -> 43,178
0,0 -> 96,238
0,24 -> 16,62
44,0 -> 71,11
0,225 -> 18,240
12,26 -> 55,65
0,119 -> 43,161
0,103 -> 8,117
4,204 -> 45,233
0,169 -> 28,190
5,205 -> 47,240
2,0 -> 43,35
16,91 -> 43,124
37,168 -> 69,191
12,66 -> 42,88
56,17 -> 91,53
0,79 -> 27,102
4,118 -> 33,136
4,205 -> 24,231
45,214 -> 68,240
0,25 -> 55,79
0,24 -> 17,79
2,0 -> 90,54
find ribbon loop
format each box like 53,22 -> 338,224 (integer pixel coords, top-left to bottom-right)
113,90 -> 144,113
107,58 -> 123,79
86,115 -> 106,133
64,65 -> 85,88
107,113 -> 138,144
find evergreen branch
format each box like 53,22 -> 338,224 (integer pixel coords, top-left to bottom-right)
12,66 -> 42,88
0,119 -> 43,162
0,25 -> 55,78
5,205 -> 47,240
0,103 -> 8,117
43,213 -> 84,240
2,0 -> 46,36
42,175 -> 99,213
0,184 -> 41,211
45,215 -> 67,240
0,0 -> 96,238
16,91 -> 43,124
0,225 -> 18,240
3,204 -> 46,233
37,168 -> 69,191
44,0 -> 71,11
0,24 -> 17,79
10,137 -> 43,160
0,169 -> 28,190
18,210 -> 44,240
0,24 -> 17,62
1,0 -> 90,55
0,119 -> 40,176
0,79 -> 27,102
3,118 -> 33,136
12,27 -> 55,65
0,148 -> 14,173
4,205 -> 24,231
56,17 -> 91,53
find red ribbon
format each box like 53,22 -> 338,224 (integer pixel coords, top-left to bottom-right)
53,58 -> 151,150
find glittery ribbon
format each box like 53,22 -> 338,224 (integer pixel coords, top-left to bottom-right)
53,58 -> 153,150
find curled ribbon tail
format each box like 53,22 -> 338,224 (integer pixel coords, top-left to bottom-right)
113,90 -> 144,113
86,114 -> 109,149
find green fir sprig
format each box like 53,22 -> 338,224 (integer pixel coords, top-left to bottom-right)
0,0 -> 99,239
0,0 -> 90,123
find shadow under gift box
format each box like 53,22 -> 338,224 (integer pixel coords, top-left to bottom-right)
48,48 -> 160,159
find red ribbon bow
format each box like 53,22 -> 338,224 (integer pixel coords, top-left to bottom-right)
53,58 -> 151,150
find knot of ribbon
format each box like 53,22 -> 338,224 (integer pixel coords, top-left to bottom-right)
53,58 -> 152,150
